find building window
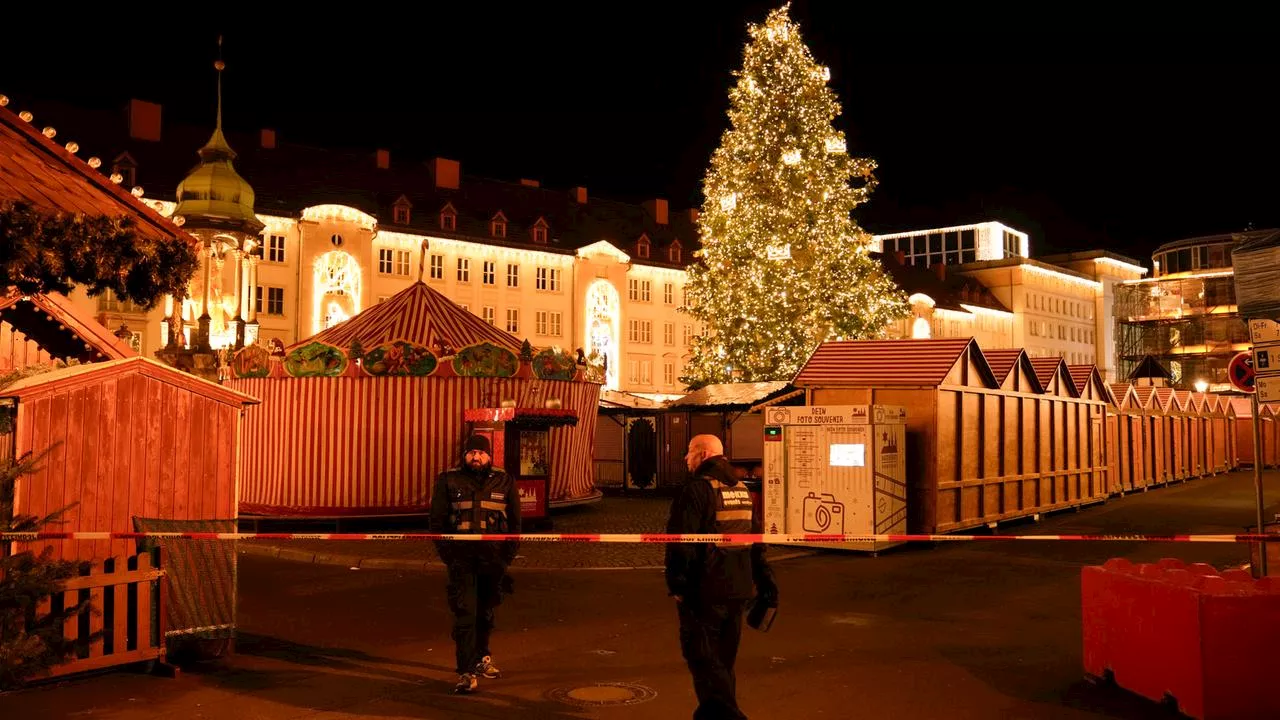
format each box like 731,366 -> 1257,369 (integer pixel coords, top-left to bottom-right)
440,211 -> 456,231
629,361 -> 650,384
506,308 -> 519,333
267,234 -> 286,263
393,204 -> 410,224
532,225 -> 548,244
457,258 -> 470,282
629,319 -> 652,343
636,236 -> 650,258
112,162 -> 136,187
664,362 -> 675,386
668,243 -> 682,263
377,295 -> 390,304
378,249 -> 410,276
536,267 -> 561,291
459,303 -> 469,312
664,322 -> 675,346
430,254 -> 444,280
535,311 -> 562,336
664,283 -> 674,305
483,260 -> 496,285
256,286 -> 285,316
628,279 -> 651,302
491,214 -> 507,238
482,306 -> 495,325
331,234 -> 344,247
682,324 -> 693,345
96,289 -> 145,314
507,264 -> 519,287
1003,231 -> 1020,258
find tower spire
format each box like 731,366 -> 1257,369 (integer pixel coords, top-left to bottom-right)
215,35 -> 225,133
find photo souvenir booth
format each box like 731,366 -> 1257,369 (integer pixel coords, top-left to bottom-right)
762,404 -> 908,553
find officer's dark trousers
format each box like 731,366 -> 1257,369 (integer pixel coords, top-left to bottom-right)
678,599 -> 747,720
445,560 -> 504,674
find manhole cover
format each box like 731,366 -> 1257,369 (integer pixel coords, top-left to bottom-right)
547,682 -> 657,707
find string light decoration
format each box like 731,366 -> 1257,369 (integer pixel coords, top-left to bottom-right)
681,4 -> 908,385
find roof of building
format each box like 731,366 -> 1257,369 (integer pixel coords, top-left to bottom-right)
1152,228 -> 1279,255
666,381 -> 797,409
1028,356 -> 1075,394
19,98 -> 697,269
0,355 -> 258,405
794,337 -> 994,388
0,290 -> 138,363
292,280 -> 522,353
1038,249 -> 1147,269
981,348 -> 1026,384
1128,355 -> 1173,382
873,251 -> 1010,313
0,102 -> 190,246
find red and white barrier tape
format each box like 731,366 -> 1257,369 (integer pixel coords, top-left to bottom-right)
2,531 -> 1277,544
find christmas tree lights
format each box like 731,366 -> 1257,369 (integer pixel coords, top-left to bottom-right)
681,4 -> 908,386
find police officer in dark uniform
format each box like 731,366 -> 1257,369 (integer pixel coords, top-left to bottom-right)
430,434 -> 520,694
665,434 -> 778,720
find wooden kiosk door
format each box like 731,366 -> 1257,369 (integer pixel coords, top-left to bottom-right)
662,413 -> 689,487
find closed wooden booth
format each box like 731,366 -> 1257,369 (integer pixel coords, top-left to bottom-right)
793,339 -> 1112,534
1108,383 -> 1148,492
4,357 -> 258,562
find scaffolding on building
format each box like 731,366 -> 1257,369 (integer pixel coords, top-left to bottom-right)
1114,272 -> 1248,388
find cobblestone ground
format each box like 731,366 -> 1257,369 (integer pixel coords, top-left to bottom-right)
241,496 -> 678,569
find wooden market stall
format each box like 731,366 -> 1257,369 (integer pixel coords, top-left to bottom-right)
1133,387 -> 1170,485
228,281 -> 602,517
1106,383 -> 1148,492
791,338 -> 1112,534
1068,365 -> 1116,494
4,356 -> 257,561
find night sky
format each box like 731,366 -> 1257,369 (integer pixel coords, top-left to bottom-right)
3,2 -> 1277,264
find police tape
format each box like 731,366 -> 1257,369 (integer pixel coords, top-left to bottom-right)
1,531 -> 1278,544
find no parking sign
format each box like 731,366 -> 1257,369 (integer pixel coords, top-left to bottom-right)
1228,351 -> 1255,393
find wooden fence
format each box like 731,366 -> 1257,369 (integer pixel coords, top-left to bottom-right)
40,550 -> 167,679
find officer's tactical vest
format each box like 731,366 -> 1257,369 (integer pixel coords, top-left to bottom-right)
705,477 -> 754,549
447,473 -> 511,533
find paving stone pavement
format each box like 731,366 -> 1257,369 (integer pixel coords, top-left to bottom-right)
240,496 -> 807,570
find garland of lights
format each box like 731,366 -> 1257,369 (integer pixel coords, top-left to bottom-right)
681,5 -> 909,386
0,200 -> 199,308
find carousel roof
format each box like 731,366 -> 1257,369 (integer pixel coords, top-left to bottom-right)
292,280 -> 522,353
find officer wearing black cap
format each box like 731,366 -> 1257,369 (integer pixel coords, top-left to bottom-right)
666,434 -> 778,720
430,433 -> 521,694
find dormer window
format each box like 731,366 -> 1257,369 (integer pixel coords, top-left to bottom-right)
636,234 -> 651,259
491,212 -> 508,238
111,152 -> 137,187
440,203 -> 457,231
531,218 -> 549,244
392,195 -> 412,225
668,239 -> 683,263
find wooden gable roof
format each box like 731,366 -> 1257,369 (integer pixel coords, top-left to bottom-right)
793,337 -> 997,389
981,348 -> 1042,393
1066,364 -> 1111,404
0,356 -> 258,407
1028,356 -> 1079,397
1108,382 -> 1140,411
0,103 -> 189,246
0,290 -> 136,365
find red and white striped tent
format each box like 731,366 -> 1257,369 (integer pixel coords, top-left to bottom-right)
228,281 -> 601,517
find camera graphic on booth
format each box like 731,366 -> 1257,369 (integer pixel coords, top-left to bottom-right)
802,492 -> 845,534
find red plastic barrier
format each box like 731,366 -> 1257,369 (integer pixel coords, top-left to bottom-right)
1083,557 -> 1280,719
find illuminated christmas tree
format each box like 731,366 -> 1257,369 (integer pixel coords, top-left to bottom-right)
682,4 -> 908,385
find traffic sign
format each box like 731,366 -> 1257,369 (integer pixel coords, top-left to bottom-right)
1228,351 -> 1255,393
1259,375 -> 1280,404
1255,347 -> 1278,375
1250,318 -> 1280,345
